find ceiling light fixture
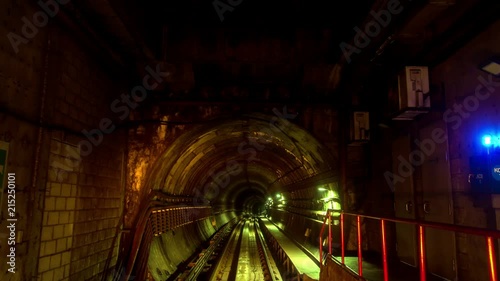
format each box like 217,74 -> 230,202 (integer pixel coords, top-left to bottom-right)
480,57 -> 500,76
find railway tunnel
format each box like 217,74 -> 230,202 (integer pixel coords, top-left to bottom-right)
2,0 -> 500,281
129,112 -> 340,280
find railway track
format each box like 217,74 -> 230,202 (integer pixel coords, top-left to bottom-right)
209,219 -> 245,281
208,217 -> 283,281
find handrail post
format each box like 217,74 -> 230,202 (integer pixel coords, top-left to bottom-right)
381,219 -> 389,281
319,210 -> 329,265
342,211 -> 500,281
487,236 -> 498,281
419,225 -> 426,281
341,212 -> 345,265
319,236 -> 323,265
328,210 -> 332,255
357,215 -> 363,277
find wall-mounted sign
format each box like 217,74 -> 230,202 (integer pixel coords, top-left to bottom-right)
390,66 -> 431,120
350,111 -> 370,142
0,141 -> 9,207
492,165 -> 500,181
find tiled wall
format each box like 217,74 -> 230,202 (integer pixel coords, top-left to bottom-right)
38,141 -> 79,281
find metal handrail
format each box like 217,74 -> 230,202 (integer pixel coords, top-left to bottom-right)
103,190 -> 179,281
318,209 -> 333,265
320,210 -> 500,281
120,205 -> 213,280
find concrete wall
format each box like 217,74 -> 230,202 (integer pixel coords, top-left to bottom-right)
428,19 -> 500,281
354,18 -> 500,281
147,212 -> 237,280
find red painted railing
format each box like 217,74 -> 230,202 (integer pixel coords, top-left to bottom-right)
319,210 -> 332,265
320,210 -> 500,281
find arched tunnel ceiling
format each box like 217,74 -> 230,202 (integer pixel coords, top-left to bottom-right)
147,112 -> 337,207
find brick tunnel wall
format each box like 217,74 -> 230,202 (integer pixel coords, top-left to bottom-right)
0,1 -> 55,280
0,2 -> 127,280
40,24 -> 126,281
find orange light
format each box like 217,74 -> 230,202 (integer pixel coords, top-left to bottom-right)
357,216 -> 363,276
381,220 -> 389,281
341,213 -> 345,265
487,237 -> 498,281
419,226 -> 426,281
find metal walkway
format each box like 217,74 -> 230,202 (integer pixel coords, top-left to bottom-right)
260,218 -> 320,280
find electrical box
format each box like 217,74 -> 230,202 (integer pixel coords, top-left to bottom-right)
469,153 -> 500,194
391,66 -> 431,120
350,111 -> 370,143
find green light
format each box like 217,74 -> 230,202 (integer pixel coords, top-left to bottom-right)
318,187 -> 328,191
327,190 -> 338,199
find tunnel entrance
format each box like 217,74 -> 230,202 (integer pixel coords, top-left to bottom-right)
145,112 -> 338,211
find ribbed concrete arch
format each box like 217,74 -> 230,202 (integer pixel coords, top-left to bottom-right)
146,112 -> 336,208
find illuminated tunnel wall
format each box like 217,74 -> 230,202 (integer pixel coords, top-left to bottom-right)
143,112 -> 340,279
146,112 -> 338,210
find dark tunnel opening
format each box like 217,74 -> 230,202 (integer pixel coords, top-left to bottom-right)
139,113 -> 340,280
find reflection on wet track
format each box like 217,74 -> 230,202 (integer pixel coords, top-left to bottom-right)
236,220 -> 263,280
209,217 -> 283,281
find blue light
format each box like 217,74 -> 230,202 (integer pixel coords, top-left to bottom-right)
483,135 -> 492,146
481,133 -> 500,149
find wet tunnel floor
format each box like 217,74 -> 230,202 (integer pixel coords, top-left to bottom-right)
235,220 -> 265,280
206,218 -> 284,281
192,216 -> 324,281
